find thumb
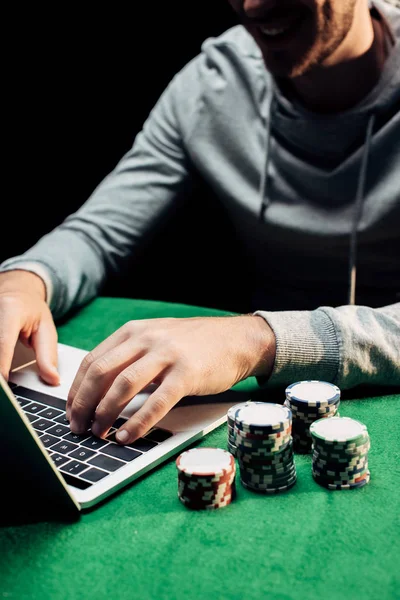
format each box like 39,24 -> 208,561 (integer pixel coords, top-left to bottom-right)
30,315 -> 60,386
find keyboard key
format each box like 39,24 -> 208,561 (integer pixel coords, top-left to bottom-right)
40,433 -> 59,448
60,460 -> 90,476
26,413 -> 39,424
46,424 -> 70,437
64,431 -> 91,444
88,454 -> 125,472
50,453 -> 71,467
81,436 -> 110,451
24,402 -> 46,415
144,428 -> 173,443
13,387 -> 66,411
38,407 -> 64,420
15,396 -> 31,408
54,414 -> 70,426
79,468 -> 108,483
112,417 -> 128,429
100,443 -> 142,462
61,473 -> 92,489
32,418 -> 55,432
50,440 -> 79,454
130,437 -> 158,452
69,447 -> 97,461
108,432 -> 157,452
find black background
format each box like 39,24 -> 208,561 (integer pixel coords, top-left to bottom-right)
4,4 -> 250,312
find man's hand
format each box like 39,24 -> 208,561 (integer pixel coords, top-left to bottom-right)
0,270 -> 59,385
66,315 -> 276,444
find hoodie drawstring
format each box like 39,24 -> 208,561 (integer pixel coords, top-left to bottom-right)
348,112 -> 376,305
259,88 -> 276,223
259,92 -> 376,307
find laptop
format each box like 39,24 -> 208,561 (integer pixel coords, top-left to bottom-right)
1,341 -> 249,524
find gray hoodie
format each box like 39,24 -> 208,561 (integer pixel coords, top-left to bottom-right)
1,0 -> 399,389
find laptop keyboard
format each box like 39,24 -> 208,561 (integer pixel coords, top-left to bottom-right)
11,384 -> 173,489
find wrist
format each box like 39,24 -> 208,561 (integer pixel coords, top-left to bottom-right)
0,269 -> 47,302
243,314 -> 276,379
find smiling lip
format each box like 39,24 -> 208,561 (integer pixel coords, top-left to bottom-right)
256,12 -> 308,50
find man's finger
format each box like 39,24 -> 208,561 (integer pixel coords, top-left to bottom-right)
115,375 -> 184,444
30,313 -> 60,385
72,352 -> 162,437
67,336 -> 151,428
0,315 -> 23,382
66,325 -> 136,414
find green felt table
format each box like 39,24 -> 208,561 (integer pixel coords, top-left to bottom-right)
1,297 -> 399,600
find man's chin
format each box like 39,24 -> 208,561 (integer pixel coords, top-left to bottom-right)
262,52 -> 312,79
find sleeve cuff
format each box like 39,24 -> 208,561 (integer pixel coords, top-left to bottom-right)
253,309 -> 340,387
0,260 -> 53,306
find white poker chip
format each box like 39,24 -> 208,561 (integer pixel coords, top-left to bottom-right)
235,402 -> 291,431
227,401 -> 252,427
310,416 -> 368,444
176,447 -> 234,477
286,380 -> 340,407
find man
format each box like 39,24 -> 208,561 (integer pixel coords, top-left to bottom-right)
0,0 -> 399,445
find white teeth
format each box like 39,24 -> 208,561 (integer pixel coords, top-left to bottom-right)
260,24 -> 290,36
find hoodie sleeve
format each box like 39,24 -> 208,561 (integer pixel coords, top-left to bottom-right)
255,303 -> 400,389
0,59 -> 202,320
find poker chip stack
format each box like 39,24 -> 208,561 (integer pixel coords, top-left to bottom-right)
234,402 -> 297,494
227,400 -> 252,456
284,380 -> 341,453
176,447 -> 236,509
310,416 -> 371,490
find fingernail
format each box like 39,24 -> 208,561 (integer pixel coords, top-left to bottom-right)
91,422 -> 102,438
116,429 -> 129,443
43,368 -> 60,385
69,419 -> 84,434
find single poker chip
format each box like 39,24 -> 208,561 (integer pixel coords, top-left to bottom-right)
176,447 -> 234,478
310,417 -> 369,445
234,402 -> 292,434
286,380 -> 341,408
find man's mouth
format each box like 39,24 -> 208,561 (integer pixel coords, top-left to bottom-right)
255,8 -> 309,46
259,16 -> 302,37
